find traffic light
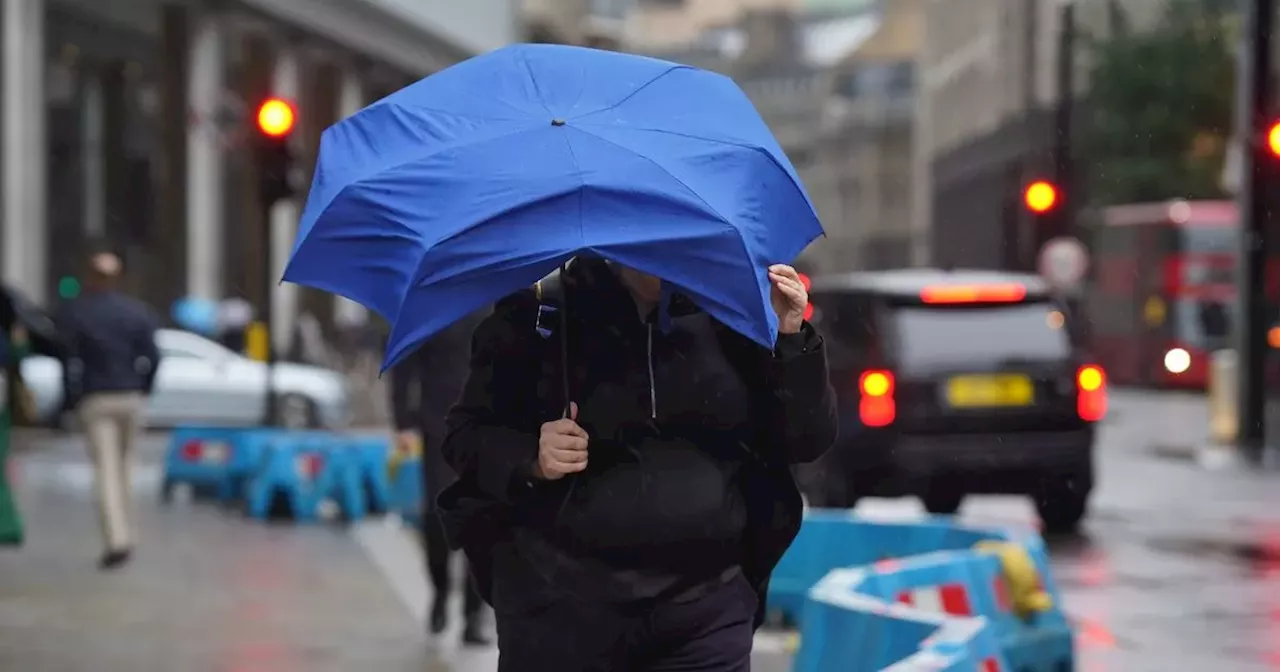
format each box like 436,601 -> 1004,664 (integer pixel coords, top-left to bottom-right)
254,97 -> 298,205
1268,120 -> 1280,158
1023,180 -> 1059,215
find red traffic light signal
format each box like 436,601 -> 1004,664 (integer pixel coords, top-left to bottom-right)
1268,120 -> 1280,158
257,98 -> 296,138
1024,180 -> 1059,214
797,272 -> 814,322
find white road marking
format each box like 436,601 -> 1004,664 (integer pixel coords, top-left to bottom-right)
351,515 -> 428,625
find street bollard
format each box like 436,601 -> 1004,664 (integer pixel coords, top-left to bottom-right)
1208,349 -> 1238,446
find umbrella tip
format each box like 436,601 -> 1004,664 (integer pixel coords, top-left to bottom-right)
551,118 -> 566,127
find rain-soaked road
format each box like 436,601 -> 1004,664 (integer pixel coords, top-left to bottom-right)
2,389 -> 1278,671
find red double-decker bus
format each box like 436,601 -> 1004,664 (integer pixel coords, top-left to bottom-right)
1088,200 -> 1246,389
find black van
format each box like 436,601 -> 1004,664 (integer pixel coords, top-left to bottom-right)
801,269 -> 1104,533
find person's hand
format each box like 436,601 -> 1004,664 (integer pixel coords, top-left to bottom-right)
768,264 -> 808,335
536,401 -> 589,480
393,430 -> 420,458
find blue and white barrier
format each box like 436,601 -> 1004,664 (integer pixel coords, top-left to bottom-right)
161,427 -> 394,523
161,427 -> 275,503
774,512 -> 1073,672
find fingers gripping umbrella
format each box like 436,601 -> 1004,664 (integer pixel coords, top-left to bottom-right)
284,44 -> 824,370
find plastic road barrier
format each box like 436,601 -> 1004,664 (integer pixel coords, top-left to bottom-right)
243,434 -> 337,522
161,427 -> 277,503
348,435 -> 393,515
777,511 -> 1073,672
164,427 -> 393,523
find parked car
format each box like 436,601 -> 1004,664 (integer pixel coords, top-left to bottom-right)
800,269 -> 1104,533
21,329 -> 351,430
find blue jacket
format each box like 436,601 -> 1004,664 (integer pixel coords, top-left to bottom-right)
57,290 -> 160,406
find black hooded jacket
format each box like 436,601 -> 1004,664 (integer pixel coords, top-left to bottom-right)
437,258 -> 837,625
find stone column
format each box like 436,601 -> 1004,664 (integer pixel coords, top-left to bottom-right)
81,69 -> 106,239
185,8 -> 226,301
1,0 -> 45,302
331,65 -> 369,328
270,45 -> 300,354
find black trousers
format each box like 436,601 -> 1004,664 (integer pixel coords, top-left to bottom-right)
496,572 -> 756,672
423,511 -> 484,620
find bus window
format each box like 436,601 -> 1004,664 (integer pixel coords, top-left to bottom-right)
1174,298 -> 1235,352
1198,301 -> 1229,339
1180,226 -> 1239,254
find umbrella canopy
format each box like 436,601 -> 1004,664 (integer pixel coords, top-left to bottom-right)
284,43 -> 823,369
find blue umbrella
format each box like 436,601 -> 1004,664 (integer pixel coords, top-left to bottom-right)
284,43 -> 823,369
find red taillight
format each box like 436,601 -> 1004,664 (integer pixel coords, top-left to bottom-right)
859,370 -> 896,427
181,441 -> 202,461
1077,365 -> 1107,422
920,284 -> 1027,304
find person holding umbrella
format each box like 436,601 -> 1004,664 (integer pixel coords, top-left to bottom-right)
283,44 -> 835,670
448,259 -> 834,670
388,308 -> 489,645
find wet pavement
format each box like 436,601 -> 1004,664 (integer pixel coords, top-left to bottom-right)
2,389 -> 1279,671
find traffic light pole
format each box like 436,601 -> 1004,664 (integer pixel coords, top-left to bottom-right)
1052,0 -> 1076,242
1237,0 -> 1274,461
261,198 -> 278,427
253,97 -> 296,428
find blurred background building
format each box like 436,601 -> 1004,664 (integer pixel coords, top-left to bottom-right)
915,0 -> 1169,271
3,0 -> 1270,343
0,0 -> 516,348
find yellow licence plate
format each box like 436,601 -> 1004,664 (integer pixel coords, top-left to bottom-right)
945,375 -> 1034,408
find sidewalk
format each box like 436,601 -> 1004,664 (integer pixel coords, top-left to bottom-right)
0,436 -> 447,671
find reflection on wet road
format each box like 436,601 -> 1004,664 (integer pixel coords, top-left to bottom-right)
3,390 -> 1280,671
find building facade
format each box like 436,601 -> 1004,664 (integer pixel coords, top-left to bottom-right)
0,0 -> 515,346
912,0 -> 1168,270
524,0 -> 629,47
806,0 -> 920,273
633,3 -> 880,273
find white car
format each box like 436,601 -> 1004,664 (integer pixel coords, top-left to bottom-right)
21,329 -> 351,429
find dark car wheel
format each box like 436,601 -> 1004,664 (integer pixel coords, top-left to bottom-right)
1035,490 -> 1089,535
276,393 -> 318,429
921,487 -> 964,515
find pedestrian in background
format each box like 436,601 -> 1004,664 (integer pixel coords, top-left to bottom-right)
58,252 -> 160,570
0,323 -> 30,547
389,307 -> 490,645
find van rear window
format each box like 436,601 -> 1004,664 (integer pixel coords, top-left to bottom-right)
888,301 -> 1071,370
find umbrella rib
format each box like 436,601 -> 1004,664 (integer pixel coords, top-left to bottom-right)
575,127 -> 785,340
572,126 -> 735,231
382,104 -> 533,125
559,131 -> 588,245
306,123 -> 548,243
568,65 -> 691,121
578,125 -> 818,231
517,50 -> 555,118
